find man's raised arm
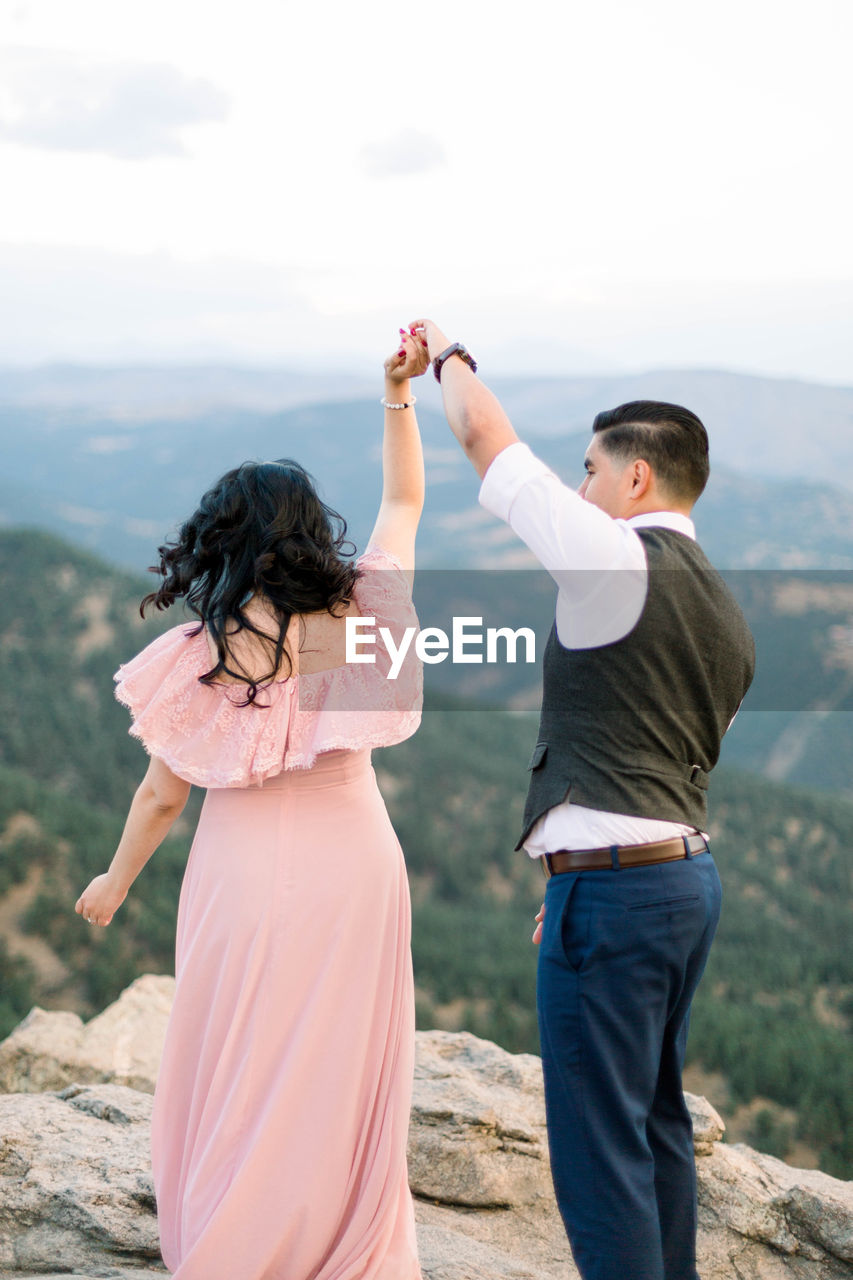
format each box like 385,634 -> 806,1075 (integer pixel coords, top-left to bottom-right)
409,318 -> 520,478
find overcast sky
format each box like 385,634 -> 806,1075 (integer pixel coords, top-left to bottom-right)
0,0 -> 851,381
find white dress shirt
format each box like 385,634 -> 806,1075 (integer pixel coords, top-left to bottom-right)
478,441 -> 699,858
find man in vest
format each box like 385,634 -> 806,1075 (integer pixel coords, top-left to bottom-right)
411,318 -> 755,1280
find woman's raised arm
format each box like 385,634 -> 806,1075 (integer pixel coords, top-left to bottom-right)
366,329 -> 429,579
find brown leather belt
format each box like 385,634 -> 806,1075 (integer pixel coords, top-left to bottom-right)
541,833 -> 709,878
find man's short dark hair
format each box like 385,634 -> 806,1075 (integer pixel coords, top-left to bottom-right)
592,400 -> 709,504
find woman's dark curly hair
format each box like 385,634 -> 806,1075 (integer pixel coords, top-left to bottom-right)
141,459 -> 361,705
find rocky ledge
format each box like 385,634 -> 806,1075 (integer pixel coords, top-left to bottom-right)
0,976 -> 851,1279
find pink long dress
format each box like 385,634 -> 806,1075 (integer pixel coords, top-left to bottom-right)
114,546 -> 423,1280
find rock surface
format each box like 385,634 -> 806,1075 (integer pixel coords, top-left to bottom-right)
0,975 -> 174,1096
0,1083 -> 161,1276
411,1032 -> 853,1280
0,1273 -> 167,1279
0,983 -> 851,1279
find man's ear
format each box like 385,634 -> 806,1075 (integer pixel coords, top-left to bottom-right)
629,458 -> 653,499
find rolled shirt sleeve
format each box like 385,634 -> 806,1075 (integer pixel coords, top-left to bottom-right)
478,442 -> 648,648
477,441 -> 553,525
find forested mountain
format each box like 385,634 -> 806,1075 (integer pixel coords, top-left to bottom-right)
0,528 -> 850,1176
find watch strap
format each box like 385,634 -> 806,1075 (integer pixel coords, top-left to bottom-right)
433,342 -> 478,382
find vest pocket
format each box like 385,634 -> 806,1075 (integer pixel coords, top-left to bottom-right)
528,741 -> 548,770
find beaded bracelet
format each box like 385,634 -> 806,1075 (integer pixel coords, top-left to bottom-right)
380,395 -> 417,410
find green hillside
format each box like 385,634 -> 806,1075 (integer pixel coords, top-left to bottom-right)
0,527 -> 178,808
0,528 -> 850,1176
0,759 -> 193,1028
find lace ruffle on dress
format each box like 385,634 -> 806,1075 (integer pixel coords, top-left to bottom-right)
114,545 -> 423,785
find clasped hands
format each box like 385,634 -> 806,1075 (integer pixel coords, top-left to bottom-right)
384,319 -> 453,384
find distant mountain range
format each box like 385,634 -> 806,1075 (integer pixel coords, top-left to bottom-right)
2,390 -> 853,575
487,368 -> 853,491
0,363 -> 377,416
2,360 -> 851,485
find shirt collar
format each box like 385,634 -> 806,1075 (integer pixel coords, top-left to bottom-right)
624,510 -> 696,540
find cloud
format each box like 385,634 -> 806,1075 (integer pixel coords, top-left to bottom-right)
0,47 -> 229,159
359,128 -> 446,179
0,242 -> 333,367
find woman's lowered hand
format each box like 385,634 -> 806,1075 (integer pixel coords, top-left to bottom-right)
75,872 -> 127,928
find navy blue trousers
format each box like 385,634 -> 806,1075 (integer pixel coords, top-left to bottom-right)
537,848 -> 722,1280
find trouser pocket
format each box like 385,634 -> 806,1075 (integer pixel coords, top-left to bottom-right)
546,874 -> 589,974
626,893 -> 701,912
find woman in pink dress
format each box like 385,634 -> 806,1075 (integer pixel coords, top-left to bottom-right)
75,329 -> 430,1279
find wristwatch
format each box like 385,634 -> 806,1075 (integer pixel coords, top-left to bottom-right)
433,342 -> 478,382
